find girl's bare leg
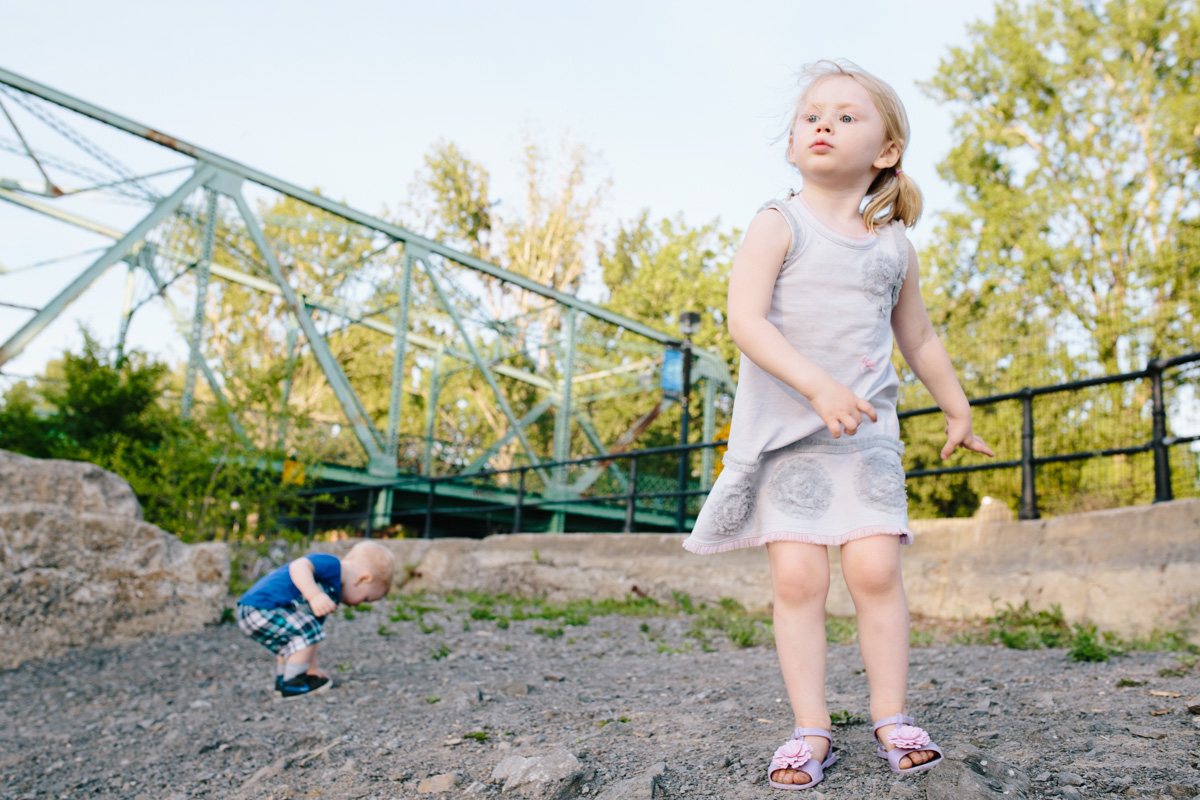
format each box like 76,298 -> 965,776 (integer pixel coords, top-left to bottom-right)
766,541 -> 832,786
840,535 -> 936,769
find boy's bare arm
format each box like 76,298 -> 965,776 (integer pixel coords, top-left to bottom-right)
288,558 -> 337,617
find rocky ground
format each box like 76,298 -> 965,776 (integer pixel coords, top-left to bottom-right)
3,594 -> 1199,800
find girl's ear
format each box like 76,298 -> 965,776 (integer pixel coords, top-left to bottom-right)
787,135 -> 796,166
355,571 -> 373,586
874,140 -> 901,170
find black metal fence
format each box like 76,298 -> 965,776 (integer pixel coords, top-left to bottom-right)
282,352 -> 1200,537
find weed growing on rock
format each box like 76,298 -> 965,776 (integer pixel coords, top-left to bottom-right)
431,643 -> 450,660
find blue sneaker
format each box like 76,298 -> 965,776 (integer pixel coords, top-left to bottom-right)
275,675 -> 284,693
280,674 -> 331,698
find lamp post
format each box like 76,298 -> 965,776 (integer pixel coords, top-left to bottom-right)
676,311 -> 700,531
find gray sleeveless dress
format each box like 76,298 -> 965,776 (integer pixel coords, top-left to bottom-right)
683,195 -> 914,554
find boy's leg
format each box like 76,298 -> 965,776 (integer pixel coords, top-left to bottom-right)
840,535 -> 935,769
283,643 -> 329,680
766,541 -> 832,786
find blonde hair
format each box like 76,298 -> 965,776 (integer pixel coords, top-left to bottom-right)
344,540 -> 395,591
786,59 -> 923,232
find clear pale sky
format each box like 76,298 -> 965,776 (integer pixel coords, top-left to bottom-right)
1,0 -> 997,376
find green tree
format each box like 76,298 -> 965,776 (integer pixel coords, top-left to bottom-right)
0,334 -> 307,541
905,0 -> 1200,515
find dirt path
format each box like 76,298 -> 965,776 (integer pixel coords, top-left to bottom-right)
3,596 -> 1198,799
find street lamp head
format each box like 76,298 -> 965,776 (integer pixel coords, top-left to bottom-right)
678,311 -> 701,337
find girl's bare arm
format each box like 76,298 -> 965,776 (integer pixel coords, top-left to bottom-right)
891,241 -> 994,459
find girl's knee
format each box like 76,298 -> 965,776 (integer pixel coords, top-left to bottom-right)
842,559 -> 903,599
772,571 -> 830,607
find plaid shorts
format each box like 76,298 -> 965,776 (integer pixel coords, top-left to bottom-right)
236,600 -> 326,656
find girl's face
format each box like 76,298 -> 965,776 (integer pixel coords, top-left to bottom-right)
788,75 -> 898,187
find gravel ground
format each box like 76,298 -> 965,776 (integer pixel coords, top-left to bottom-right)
3,596 -> 1199,800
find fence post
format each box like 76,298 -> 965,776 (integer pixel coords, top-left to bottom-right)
513,468 -> 525,533
365,488 -> 374,538
423,478 -> 435,539
1019,388 -> 1039,520
308,499 -> 316,538
1149,358 -> 1174,503
624,456 -> 639,533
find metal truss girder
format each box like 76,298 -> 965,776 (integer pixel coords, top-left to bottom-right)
422,256 -> 549,487
462,395 -> 555,475
0,165 -> 213,367
230,187 -> 393,476
0,67 -> 688,348
181,189 -> 217,419
568,410 -> 629,494
139,246 -> 244,432
385,253 -> 414,462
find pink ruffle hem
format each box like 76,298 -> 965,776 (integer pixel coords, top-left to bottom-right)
682,524 -> 913,555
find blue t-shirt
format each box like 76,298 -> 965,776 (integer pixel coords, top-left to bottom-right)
238,554 -> 341,614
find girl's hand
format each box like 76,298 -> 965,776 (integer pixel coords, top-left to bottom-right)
306,592 -> 337,618
810,379 -> 877,438
941,416 -> 995,459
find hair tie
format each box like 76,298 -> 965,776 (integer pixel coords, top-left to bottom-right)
895,169 -> 904,176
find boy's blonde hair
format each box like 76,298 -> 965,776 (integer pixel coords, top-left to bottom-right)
345,541 -> 395,591
787,59 -> 923,231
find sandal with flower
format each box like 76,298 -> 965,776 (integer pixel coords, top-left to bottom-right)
872,714 -> 943,775
767,727 -> 838,790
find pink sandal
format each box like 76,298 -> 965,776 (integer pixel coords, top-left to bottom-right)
767,727 -> 838,790
872,714 -> 944,775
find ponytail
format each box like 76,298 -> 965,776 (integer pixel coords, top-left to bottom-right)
862,164 -> 923,232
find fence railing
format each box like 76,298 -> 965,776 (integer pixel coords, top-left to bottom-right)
282,352 -> 1200,537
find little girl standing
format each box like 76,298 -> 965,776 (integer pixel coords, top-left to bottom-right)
684,60 -> 994,790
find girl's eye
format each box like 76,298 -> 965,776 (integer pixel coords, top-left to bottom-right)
805,114 -> 819,123
840,114 -> 854,123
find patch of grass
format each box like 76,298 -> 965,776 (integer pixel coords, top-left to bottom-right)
533,626 -> 564,640
419,620 -> 443,635
219,607 -> 236,625
425,695 -> 441,704
1068,622 -> 1121,662
830,710 -> 866,726
826,616 -> 857,644
377,624 -> 396,636
464,731 -> 489,742
342,607 -> 357,620
673,591 -> 696,615
431,643 -> 450,661
1116,678 -> 1148,688
689,597 -> 772,648
1158,654 -> 1198,678
598,716 -> 631,727
657,642 -> 694,654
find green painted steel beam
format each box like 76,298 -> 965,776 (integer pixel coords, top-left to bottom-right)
0,165 -> 213,367
0,66 -> 685,347
422,256 -> 550,487
231,186 -> 393,476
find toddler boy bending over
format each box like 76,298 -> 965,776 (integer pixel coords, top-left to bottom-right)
236,541 -> 394,698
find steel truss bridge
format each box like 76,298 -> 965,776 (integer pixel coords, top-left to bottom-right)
0,67 -> 734,533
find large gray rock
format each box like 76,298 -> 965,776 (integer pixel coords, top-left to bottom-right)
925,748 -> 1032,800
491,748 -> 585,798
0,449 -> 228,670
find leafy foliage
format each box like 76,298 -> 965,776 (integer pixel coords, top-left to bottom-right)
0,333 -> 309,542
